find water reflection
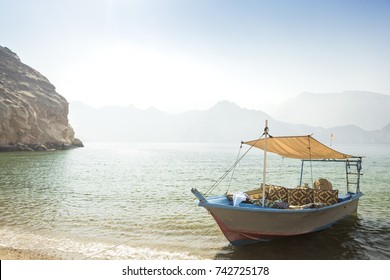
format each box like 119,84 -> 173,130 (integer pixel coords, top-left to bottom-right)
214,215 -> 375,260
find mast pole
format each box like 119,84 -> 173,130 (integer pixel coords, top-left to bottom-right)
261,120 -> 268,208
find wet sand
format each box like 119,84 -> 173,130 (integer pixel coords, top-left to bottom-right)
0,246 -> 61,260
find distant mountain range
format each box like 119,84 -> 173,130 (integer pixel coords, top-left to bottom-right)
268,91 -> 390,131
69,92 -> 390,144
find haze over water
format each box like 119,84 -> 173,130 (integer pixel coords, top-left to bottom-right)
1,143 -> 389,259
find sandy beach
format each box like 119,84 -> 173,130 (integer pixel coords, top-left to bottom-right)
0,247 -> 60,260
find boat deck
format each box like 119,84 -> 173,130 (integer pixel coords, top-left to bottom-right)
199,192 -> 359,213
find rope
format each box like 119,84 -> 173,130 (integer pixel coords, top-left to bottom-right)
203,137 -> 263,196
226,142 -> 243,194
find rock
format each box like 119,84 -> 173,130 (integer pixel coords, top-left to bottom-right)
0,46 -> 83,151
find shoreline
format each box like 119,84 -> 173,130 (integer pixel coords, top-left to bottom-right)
0,246 -> 61,260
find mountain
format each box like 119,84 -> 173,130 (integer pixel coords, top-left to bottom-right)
269,91 -> 390,130
69,100 -> 272,143
0,46 -> 83,151
374,123 -> 390,143
69,100 -> 390,144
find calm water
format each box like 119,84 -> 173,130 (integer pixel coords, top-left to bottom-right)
0,143 -> 389,260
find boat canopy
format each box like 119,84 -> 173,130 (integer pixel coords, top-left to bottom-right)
244,135 -> 357,160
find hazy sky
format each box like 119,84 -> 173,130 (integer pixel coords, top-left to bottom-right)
1,0 -> 389,113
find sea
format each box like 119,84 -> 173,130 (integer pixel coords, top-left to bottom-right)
0,142 -> 389,260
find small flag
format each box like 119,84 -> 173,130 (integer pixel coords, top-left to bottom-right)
330,132 -> 334,146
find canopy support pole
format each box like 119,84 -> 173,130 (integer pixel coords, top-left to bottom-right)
299,160 -> 304,186
261,120 -> 268,208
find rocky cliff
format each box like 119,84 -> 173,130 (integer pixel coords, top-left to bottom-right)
0,46 -> 83,151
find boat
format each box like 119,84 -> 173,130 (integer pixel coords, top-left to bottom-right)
191,121 -> 363,245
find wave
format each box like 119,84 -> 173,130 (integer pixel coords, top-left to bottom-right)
0,227 -> 197,260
